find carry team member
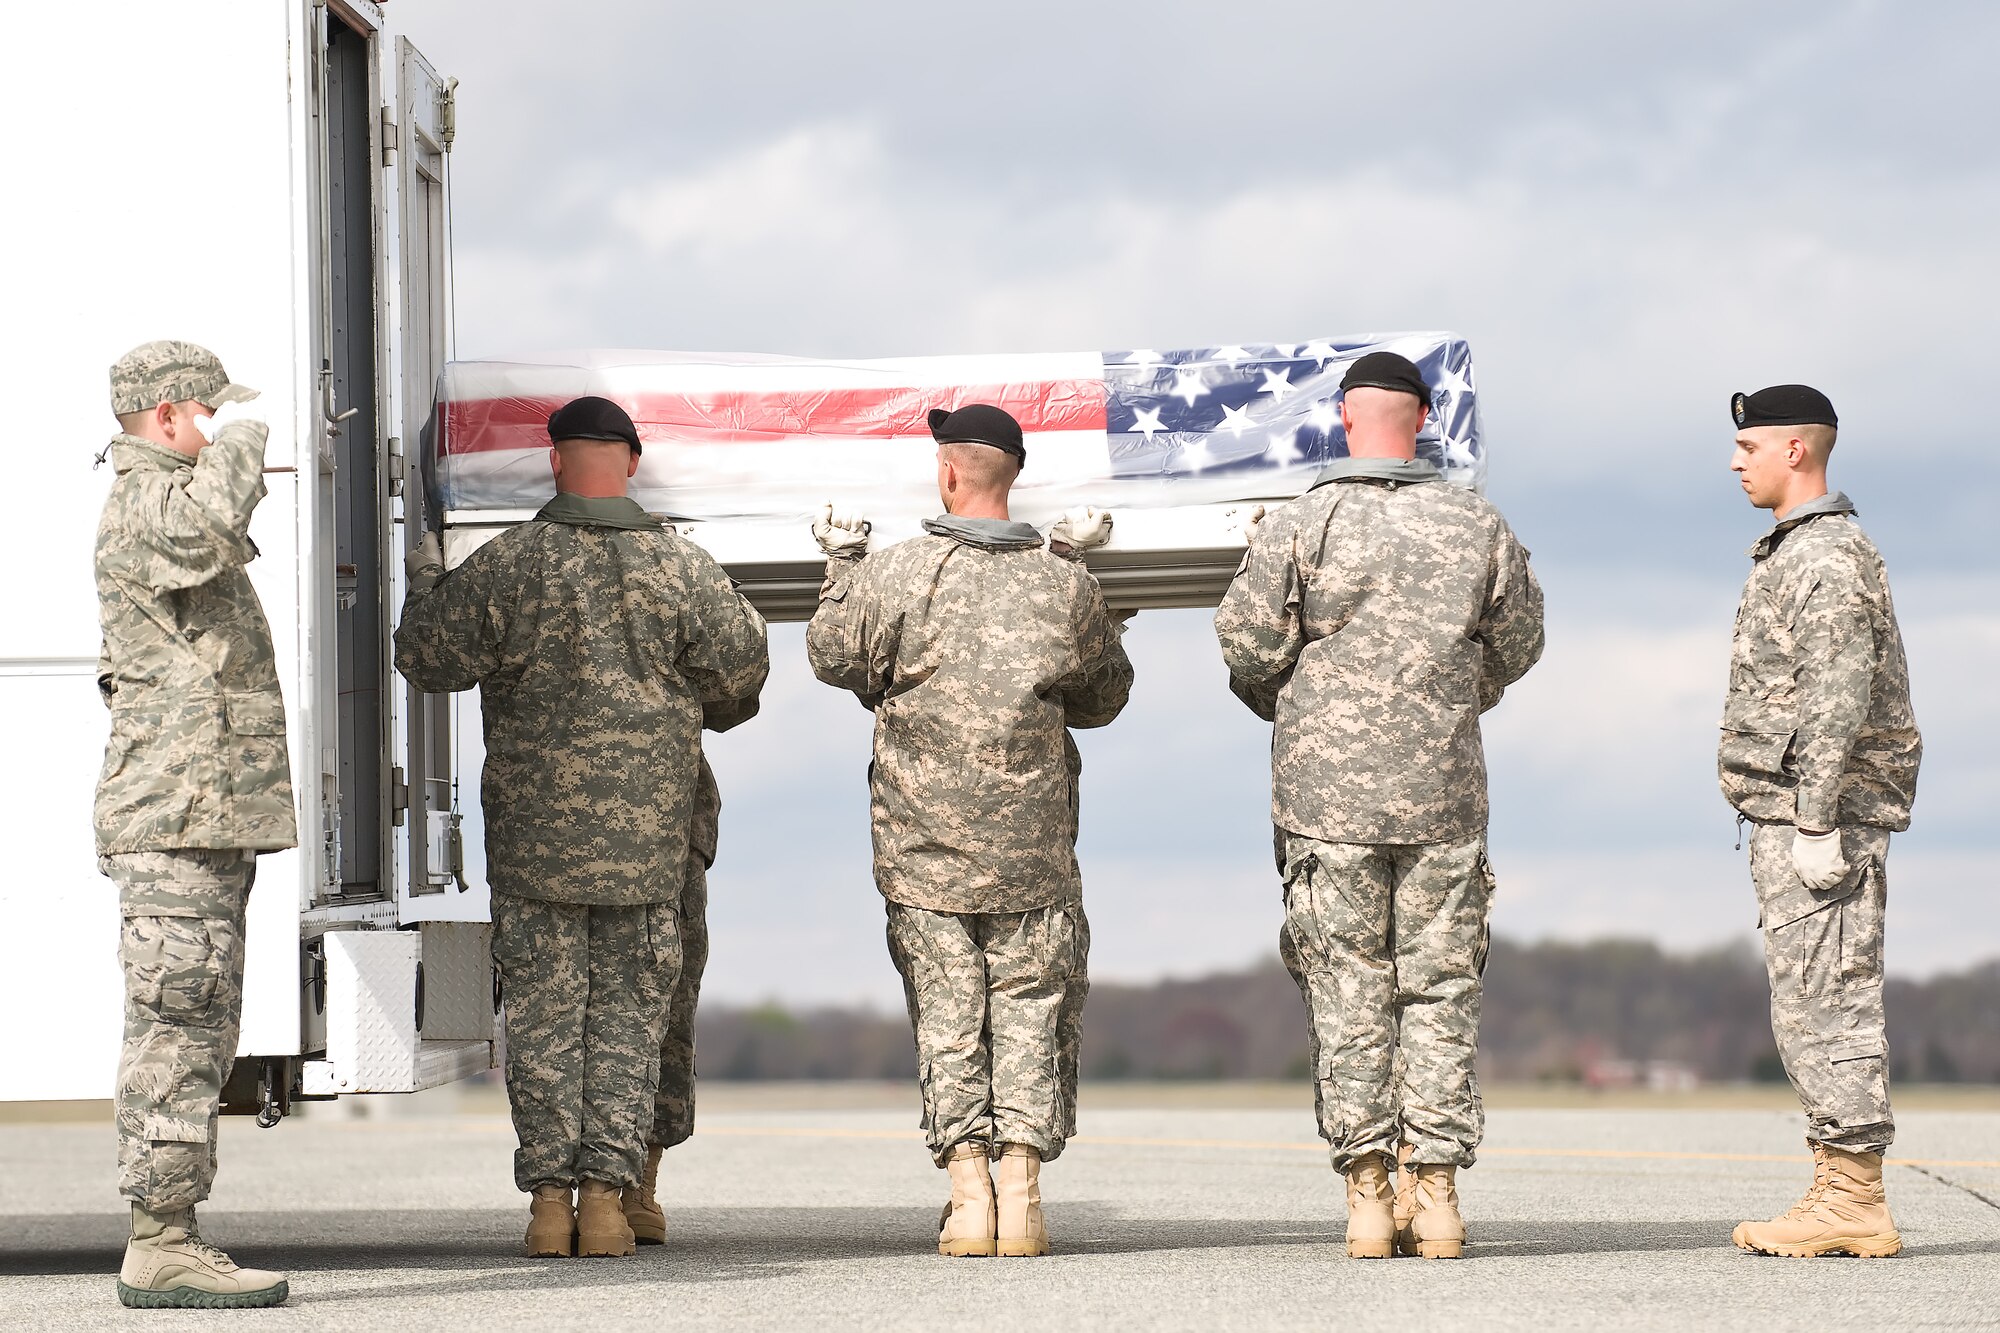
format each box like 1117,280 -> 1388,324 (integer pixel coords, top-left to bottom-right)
1214,352 -> 1544,1260
1719,385 -> 1920,1259
95,340 -> 294,1308
395,396 -> 768,1258
806,404 -> 1133,1258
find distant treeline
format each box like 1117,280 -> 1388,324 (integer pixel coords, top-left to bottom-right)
695,939 -> 2000,1084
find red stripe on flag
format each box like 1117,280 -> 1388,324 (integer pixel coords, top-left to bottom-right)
440,380 -> 1108,455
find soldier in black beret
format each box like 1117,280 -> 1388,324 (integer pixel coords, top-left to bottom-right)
1720,383 -> 1921,1258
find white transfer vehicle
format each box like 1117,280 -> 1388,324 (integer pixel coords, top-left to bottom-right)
2,2 -> 1485,1121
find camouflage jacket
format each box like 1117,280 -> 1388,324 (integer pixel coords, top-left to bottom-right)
1214,459 -> 1544,844
691,697 -> 760,869
94,430 -> 297,855
805,518 -> 1135,914
393,494 -> 768,906
1719,492 -> 1920,831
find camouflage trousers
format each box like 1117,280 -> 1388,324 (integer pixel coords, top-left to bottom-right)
1280,832 -> 1492,1172
492,890 -> 681,1192
104,849 -> 254,1211
885,901 -> 1089,1166
649,855 -> 709,1151
1749,821 -> 1894,1154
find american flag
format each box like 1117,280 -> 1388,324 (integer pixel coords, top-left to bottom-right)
432,334 -> 1481,525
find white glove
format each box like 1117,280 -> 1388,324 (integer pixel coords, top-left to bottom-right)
405,532 -> 445,594
194,399 -> 266,442
1050,507 -> 1114,556
1240,503 -> 1267,545
1791,829 -> 1849,891
813,503 -> 871,557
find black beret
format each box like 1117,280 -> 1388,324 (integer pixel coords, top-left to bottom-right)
1339,351 -> 1431,403
928,403 -> 1026,467
1732,384 -> 1837,430
548,395 -> 642,454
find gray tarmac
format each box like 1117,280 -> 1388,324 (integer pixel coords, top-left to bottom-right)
3,1085 -> 1996,1331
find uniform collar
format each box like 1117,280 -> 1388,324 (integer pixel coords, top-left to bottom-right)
108,434 -> 199,475
533,493 -> 663,530
1309,456 -> 1441,489
922,515 -> 1045,550
1748,490 -> 1856,558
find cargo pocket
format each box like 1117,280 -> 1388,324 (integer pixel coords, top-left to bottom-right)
123,916 -> 223,1025
1474,846 -> 1497,977
1718,727 -> 1796,788
1829,1034 -> 1886,1066
222,692 -> 288,799
648,903 -> 684,978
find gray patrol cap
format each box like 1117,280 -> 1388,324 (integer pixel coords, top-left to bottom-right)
109,340 -> 259,415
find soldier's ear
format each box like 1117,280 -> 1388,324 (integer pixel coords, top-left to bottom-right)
627,451 -> 640,480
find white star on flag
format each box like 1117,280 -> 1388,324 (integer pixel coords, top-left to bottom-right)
1302,340 -> 1339,364
1219,403 -> 1254,436
1170,369 -> 1208,406
1258,367 -> 1294,399
1267,425 -> 1304,462
1123,349 -> 1162,366
1130,406 -> 1166,438
1213,345 -> 1250,364
1433,363 -> 1472,399
1307,399 -> 1341,433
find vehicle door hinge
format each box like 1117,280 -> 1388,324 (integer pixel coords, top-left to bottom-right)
439,77 -> 459,153
387,436 -> 405,497
380,104 -> 398,168
389,766 -> 409,825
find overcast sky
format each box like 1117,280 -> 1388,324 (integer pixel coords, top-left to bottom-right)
397,0 -> 1998,1007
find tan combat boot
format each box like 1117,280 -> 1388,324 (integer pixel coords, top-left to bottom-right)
1344,1153 -> 1395,1258
995,1143 -> 1051,1258
525,1184 -> 576,1258
117,1205 -> 289,1309
938,1142 -> 997,1257
577,1179 -> 638,1256
1732,1142 -> 1902,1258
1400,1163 -> 1466,1259
1392,1143 -> 1417,1253
623,1145 -> 667,1245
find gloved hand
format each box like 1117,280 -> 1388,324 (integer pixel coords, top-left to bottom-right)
1791,828 -> 1849,891
405,531 -> 445,595
1240,504 -> 1267,545
813,504 -> 871,558
194,399 -> 267,443
1050,507 -> 1113,559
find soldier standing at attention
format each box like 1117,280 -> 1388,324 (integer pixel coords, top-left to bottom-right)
1214,352 -> 1544,1261
95,341 -> 294,1309
1720,385 -> 1920,1259
620,706 -> 754,1246
395,396 -> 767,1259
806,404 -> 1133,1258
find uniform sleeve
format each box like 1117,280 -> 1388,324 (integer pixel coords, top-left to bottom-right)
101,423 -> 269,591
97,640 -> 114,708
392,543 -> 505,694
1057,575 -> 1134,730
1790,559 -> 1878,831
1475,523 -> 1546,711
805,554 -> 895,706
676,546 -> 771,706
1213,510 -> 1307,717
703,696 -> 761,734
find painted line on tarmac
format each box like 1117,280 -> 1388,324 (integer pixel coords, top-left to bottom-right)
695,1125 -> 2000,1170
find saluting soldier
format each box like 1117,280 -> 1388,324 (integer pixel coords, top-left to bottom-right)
395,396 -> 768,1259
1214,352 -> 1544,1261
620,705 -> 754,1246
806,404 -> 1133,1258
95,341 -> 294,1309
1720,385 -> 1920,1259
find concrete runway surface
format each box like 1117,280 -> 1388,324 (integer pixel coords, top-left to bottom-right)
3,1085 -> 1996,1331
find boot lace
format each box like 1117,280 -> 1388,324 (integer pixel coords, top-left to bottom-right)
180,1218 -> 238,1272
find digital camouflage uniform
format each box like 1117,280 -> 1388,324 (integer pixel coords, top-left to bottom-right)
394,493 -> 767,1190
1215,458 -> 1543,1171
806,517 -> 1132,1163
94,342 -> 296,1213
1720,492 -> 1919,1155
649,696 -> 760,1153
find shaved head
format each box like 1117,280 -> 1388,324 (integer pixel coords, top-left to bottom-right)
1337,386 -> 1428,460
549,436 -> 640,497
1730,423 -> 1836,515
936,442 -> 1021,518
